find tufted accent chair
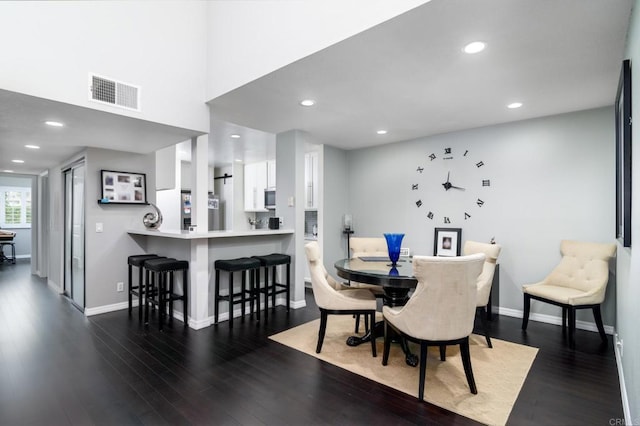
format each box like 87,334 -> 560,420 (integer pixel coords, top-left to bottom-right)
463,240 -> 502,348
522,240 -> 616,348
349,237 -> 388,297
382,253 -> 485,401
304,241 -> 378,356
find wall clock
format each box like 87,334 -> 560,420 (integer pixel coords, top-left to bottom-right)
412,146 -> 491,224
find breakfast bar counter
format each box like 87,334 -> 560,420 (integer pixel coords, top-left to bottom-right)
127,228 -> 295,329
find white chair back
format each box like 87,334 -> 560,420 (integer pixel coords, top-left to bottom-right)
350,237 -> 388,258
388,254 -> 485,341
463,241 -> 502,307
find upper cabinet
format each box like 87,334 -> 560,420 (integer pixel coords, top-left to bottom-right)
267,160 -> 276,189
305,152 -> 318,210
244,161 -> 268,212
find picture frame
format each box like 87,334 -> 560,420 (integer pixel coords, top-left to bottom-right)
615,59 -> 632,247
433,227 -> 462,257
99,170 -> 147,204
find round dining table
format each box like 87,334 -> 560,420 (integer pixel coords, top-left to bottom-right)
334,256 -> 419,366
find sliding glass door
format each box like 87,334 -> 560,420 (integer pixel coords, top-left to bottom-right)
64,162 -> 85,310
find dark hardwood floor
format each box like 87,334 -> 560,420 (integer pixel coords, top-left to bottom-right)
0,260 -> 623,425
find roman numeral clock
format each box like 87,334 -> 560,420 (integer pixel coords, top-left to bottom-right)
412,147 -> 491,224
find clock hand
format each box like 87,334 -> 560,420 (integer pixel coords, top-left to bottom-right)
442,172 -> 452,190
449,185 -> 466,191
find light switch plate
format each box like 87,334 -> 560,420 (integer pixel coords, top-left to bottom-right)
96,222 -> 103,233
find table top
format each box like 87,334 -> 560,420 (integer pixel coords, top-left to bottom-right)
334,257 -> 417,288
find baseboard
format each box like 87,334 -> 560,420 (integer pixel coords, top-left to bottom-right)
613,332 -> 632,425
498,307 -> 614,335
85,300 -> 132,316
47,279 -> 63,294
16,254 -> 30,259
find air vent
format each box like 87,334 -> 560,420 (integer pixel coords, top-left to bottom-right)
89,74 -> 140,111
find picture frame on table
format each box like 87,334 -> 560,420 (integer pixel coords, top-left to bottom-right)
615,59 -> 632,248
99,170 -> 147,204
433,227 -> 462,257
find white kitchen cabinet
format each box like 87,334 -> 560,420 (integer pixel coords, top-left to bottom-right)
244,161 -> 268,211
304,152 -> 318,210
267,160 -> 276,189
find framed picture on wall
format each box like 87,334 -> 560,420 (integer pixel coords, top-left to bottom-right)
99,170 -> 147,204
615,59 -> 632,247
433,227 -> 462,257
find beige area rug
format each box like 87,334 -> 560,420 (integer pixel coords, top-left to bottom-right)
270,315 -> 538,426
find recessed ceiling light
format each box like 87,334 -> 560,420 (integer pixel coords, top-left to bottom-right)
25,144 -> 40,149
376,130 -> 388,135
3,170 -> 14,173
12,159 -> 24,163
299,99 -> 316,107
463,41 -> 486,54
234,159 -> 243,163
230,134 -> 241,139
507,102 -> 523,109
45,121 -> 64,127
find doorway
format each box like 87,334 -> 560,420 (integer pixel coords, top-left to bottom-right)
63,162 -> 85,310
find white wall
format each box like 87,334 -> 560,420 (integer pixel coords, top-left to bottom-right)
347,107 -> 616,325
205,0 -> 429,100
617,0 -> 640,421
0,1 -> 209,132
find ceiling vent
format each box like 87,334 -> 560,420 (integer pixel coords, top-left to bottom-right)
89,74 -> 140,111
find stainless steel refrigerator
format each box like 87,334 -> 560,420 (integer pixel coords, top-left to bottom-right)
181,191 -> 222,231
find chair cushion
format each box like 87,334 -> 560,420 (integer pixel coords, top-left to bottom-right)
252,253 -> 291,266
215,257 -> 261,271
145,258 -> 189,272
128,254 -> 160,267
523,283 -> 587,305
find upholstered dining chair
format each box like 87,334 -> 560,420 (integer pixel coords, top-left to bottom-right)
349,237 -> 390,332
382,253 -> 485,401
304,241 -> 378,357
522,240 -> 616,348
463,240 -> 502,348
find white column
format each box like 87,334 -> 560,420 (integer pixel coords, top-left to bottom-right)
188,134 -> 211,328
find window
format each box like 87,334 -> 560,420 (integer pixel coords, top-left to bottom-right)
0,187 -> 31,228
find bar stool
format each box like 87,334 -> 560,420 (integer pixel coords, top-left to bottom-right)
127,254 -> 162,320
214,257 -> 261,328
143,257 -> 189,330
252,253 -> 291,319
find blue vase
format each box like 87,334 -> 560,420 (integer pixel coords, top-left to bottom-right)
384,233 -> 405,266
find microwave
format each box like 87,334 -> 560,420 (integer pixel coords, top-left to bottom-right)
264,188 -> 276,210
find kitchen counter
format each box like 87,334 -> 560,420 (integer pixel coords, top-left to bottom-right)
127,228 -> 294,239
127,227 -> 295,330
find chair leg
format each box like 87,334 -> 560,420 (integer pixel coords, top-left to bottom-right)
214,269 -> 220,325
592,305 -> 607,343
382,320 -> 391,366
364,314 -> 370,333
316,310 -> 328,353
128,264 -> 133,316
562,307 -> 568,332
418,342 -> 428,401
522,293 -> 531,330
439,345 -> 446,361
568,307 -> 576,349
478,306 -> 492,348
460,337 -> 477,394
354,314 -> 360,333
369,312 -> 377,357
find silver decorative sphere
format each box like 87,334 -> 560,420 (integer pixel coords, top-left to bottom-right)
143,202 -> 163,229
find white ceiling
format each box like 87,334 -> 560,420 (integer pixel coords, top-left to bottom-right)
0,0 -> 632,175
